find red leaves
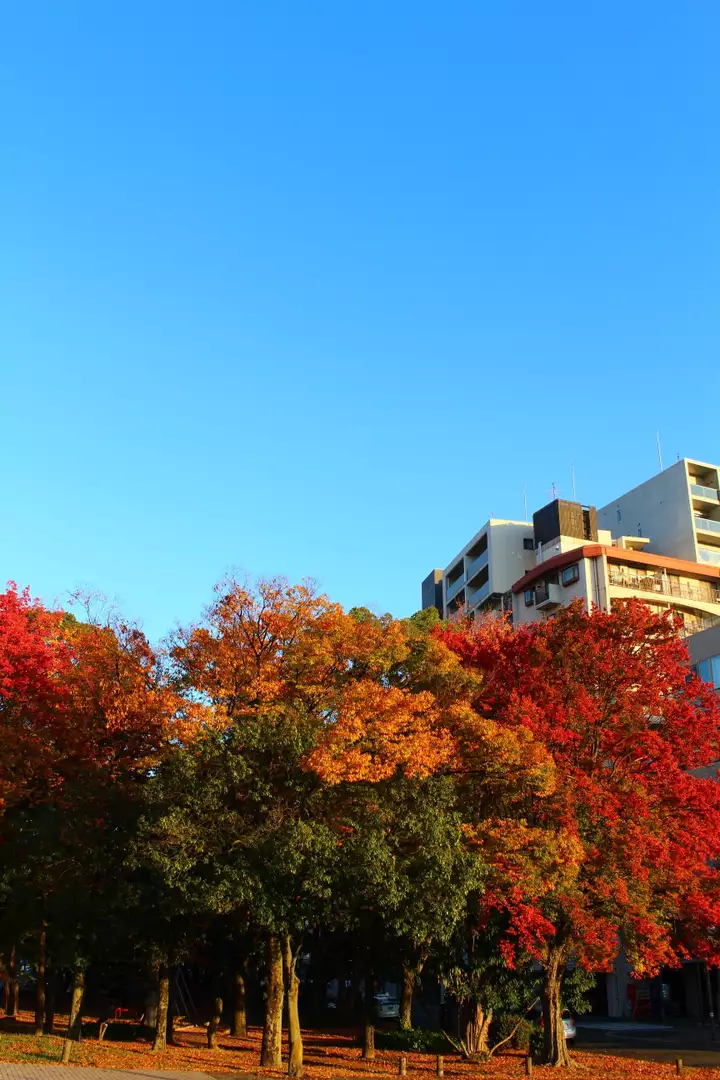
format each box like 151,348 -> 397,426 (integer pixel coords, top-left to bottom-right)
440,599 -> 720,974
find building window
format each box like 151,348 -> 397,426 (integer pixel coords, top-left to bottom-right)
524,588 -> 534,606
698,656 -> 720,690
523,538 -> 534,551
562,564 -> 580,587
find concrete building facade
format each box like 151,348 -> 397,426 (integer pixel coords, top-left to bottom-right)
426,519 -> 536,621
598,458 -> 720,569
422,458 -> 720,639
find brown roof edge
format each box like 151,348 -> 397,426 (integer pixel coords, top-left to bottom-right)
511,546 -> 603,593
511,544 -> 720,594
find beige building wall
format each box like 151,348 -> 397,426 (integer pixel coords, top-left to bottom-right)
598,460 -> 697,562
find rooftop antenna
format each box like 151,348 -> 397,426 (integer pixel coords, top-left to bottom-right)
523,484 -> 528,522
656,431 -> 663,472
571,462 -> 577,501
551,481 -> 558,500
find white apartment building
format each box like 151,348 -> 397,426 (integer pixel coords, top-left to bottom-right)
423,458 -> 720,639
598,458 -> 720,569
422,519 -> 536,621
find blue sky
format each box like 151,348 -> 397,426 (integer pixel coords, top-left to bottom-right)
2,1 -> 719,640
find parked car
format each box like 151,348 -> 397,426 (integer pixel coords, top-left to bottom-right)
529,1004 -> 576,1045
374,992 -> 400,1020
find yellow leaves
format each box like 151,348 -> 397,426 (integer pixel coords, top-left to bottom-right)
465,818 -> 585,897
448,705 -> 556,798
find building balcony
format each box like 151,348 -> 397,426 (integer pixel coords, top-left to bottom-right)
695,517 -> 720,537
535,583 -> 562,611
446,574 -> 465,602
691,483 -> 720,502
468,580 -> 490,609
607,568 -> 720,605
699,547 -> 720,567
679,613 -> 720,639
466,550 -> 489,584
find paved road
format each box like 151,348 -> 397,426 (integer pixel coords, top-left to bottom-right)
577,1019 -> 720,1068
0,1070 -> 216,1080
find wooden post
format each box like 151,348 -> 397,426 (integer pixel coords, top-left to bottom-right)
676,1058 -> 683,1075
436,1055 -> 444,1077
525,1053 -> 533,1075
398,1055 -> 407,1076
61,1040 -> 72,1064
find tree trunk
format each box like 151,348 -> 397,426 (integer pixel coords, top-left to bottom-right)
207,995 -> 223,1049
362,971 -> 375,1060
461,1000 -> 492,1060
400,965 -> 414,1030
1,954 -> 8,1015
34,924 -> 47,1036
400,955 -> 426,1031
282,934 -> 304,1078
541,949 -> 572,1067
44,960 -> 56,1034
232,962 -> 248,1038
9,946 -> 18,1018
260,934 -> 283,1068
69,966 -> 86,1041
152,964 -> 170,1052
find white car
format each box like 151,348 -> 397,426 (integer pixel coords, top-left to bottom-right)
529,1005 -> 576,1045
562,1010 -> 576,1044
374,992 -> 400,1019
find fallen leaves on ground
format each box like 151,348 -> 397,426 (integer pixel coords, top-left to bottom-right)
0,1014 -> 715,1077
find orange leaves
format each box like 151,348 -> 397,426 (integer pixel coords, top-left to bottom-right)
173,576 -> 349,714
306,682 -> 454,783
172,577 -> 462,786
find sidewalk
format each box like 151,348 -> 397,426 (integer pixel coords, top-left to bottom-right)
0,1069 -> 216,1080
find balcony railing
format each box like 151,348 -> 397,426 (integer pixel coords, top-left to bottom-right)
679,614 -> 720,639
695,516 -> 720,535
466,550 -> 489,583
699,548 -> 720,566
691,483 -> 720,501
607,568 -> 720,605
468,580 -> 490,609
446,575 -> 465,601
535,583 -> 561,610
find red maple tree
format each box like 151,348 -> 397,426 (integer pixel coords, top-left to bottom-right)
440,599 -> 720,1065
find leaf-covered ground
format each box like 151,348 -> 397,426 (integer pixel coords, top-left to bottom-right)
0,1014 -> 714,1077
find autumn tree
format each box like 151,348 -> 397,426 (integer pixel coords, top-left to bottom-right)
142,579 -> 360,1073
309,606 -> 555,1054
0,585 -> 187,1048
441,600 -> 720,1066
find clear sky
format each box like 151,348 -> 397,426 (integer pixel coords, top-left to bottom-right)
2,1 -> 719,641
